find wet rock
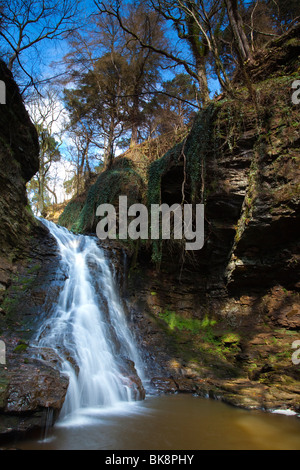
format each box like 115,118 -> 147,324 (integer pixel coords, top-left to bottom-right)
29,347 -> 63,369
174,378 -> 202,394
5,365 -> 68,413
0,359 -> 69,435
150,377 -> 178,393
118,357 -> 145,400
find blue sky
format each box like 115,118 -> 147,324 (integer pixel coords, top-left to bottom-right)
3,0 -> 221,98
5,0 -> 222,204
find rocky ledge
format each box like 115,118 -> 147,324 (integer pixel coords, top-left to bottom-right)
0,348 -> 69,436
0,225 -> 68,437
149,375 -> 300,414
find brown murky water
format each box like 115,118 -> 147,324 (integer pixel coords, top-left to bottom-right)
6,394 -> 300,450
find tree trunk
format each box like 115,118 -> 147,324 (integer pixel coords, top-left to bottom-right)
196,56 -> 210,106
104,122 -> 115,170
38,154 -> 46,216
185,10 -> 210,106
45,183 -> 58,204
225,0 -> 252,62
209,30 -> 234,96
131,123 -> 138,146
38,178 -> 45,216
225,0 -> 257,108
130,92 -> 140,146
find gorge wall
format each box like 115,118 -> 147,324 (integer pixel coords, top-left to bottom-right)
0,61 -> 69,438
0,25 -> 299,440
0,60 -> 39,280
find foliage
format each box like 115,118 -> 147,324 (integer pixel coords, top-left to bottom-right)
158,309 -> 217,334
59,125 -> 189,235
57,196 -> 86,231
64,52 -> 131,169
27,126 -> 61,216
59,161 -> 145,234
147,103 -> 217,264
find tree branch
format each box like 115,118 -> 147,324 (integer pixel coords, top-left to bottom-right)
94,0 -> 200,82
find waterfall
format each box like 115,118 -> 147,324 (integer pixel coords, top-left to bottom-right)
35,219 -> 144,423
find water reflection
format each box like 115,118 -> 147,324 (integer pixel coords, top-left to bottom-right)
12,395 -> 300,450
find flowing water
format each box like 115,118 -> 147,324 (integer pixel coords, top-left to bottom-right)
4,220 -> 300,451
34,219 -> 144,424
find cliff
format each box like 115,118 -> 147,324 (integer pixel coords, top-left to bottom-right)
0,61 -> 40,258
0,62 -> 69,438
58,25 -> 300,412
0,25 -> 299,440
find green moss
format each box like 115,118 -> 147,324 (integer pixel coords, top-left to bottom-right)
60,165 -> 144,236
156,308 -> 244,375
0,260 -> 42,332
221,332 -> 241,344
158,309 -> 216,334
58,198 -> 85,231
1,294 -> 19,318
13,341 -> 28,353
285,37 -> 300,48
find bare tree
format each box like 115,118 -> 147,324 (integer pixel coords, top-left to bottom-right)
64,128 -> 93,196
0,0 -> 81,90
96,0 -> 235,106
150,0 -> 235,101
27,86 -> 64,215
120,3 -> 168,145
95,0 -> 205,102
224,0 -> 252,62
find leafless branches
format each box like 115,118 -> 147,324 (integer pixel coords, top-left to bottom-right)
0,0 -> 81,90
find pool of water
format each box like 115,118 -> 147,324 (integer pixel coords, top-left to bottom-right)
7,394 -> 300,450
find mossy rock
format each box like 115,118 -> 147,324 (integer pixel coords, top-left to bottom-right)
13,340 -> 29,353
221,332 -> 241,345
59,166 -> 145,235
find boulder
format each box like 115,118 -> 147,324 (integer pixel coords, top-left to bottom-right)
0,357 -> 69,435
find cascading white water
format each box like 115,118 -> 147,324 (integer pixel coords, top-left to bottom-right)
35,219 -> 144,423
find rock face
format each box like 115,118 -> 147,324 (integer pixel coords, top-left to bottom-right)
0,62 -> 69,437
0,226 -> 71,437
1,26 -> 299,440
118,357 -> 146,400
92,28 -> 300,413
0,352 -> 69,436
57,36 -> 300,412
0,60 -> 40,259
0,59 -> 51,320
